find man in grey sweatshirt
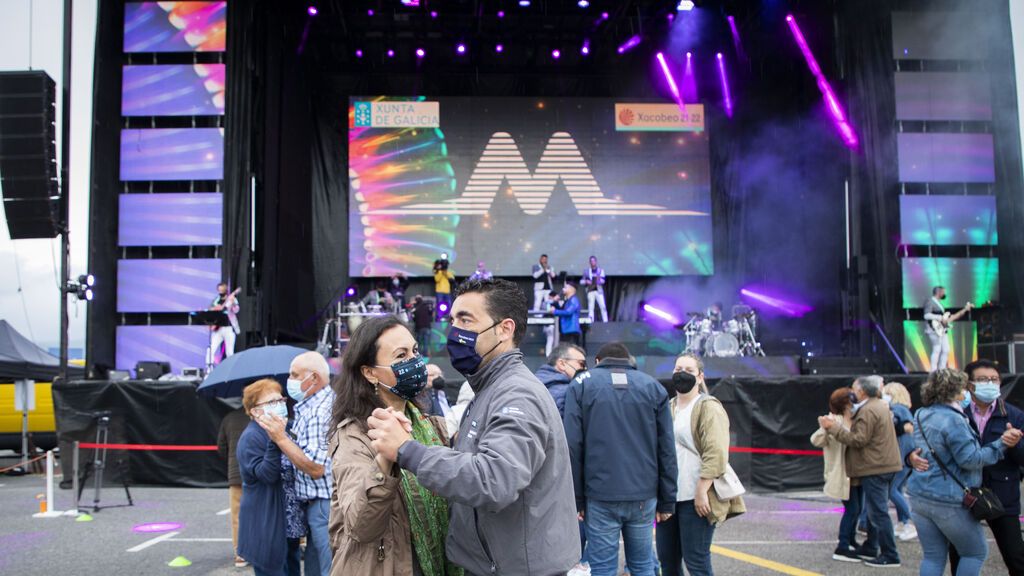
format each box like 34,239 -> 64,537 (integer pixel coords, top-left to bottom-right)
368,278 -> 580,575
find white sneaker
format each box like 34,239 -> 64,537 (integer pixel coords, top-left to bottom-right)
898,522 -> 917,541
567,563 -> 591,576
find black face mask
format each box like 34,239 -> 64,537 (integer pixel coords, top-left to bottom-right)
432,376 -> 446,392
672,371 -> 698,395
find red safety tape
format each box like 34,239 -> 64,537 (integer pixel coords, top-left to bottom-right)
77,443 -> 218,452
730,446 -> 823,456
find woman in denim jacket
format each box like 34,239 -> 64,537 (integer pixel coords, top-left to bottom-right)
907,369 -> 1023,576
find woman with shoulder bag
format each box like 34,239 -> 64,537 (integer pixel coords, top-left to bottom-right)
907,369 -> 1023,576
327,316 -> 463,576
655,353 -> 745,576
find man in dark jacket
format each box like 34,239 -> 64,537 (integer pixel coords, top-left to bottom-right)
411,294 -> 434,353
217,405 -> 250,568
367,278 -> 580,576
535,342 -> 587,417
563,342 -> 677,576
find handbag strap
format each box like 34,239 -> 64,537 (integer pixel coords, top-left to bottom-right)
915,412 -> 969,493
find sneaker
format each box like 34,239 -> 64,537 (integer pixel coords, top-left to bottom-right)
567,563 -> 591,576
854,547 -> 880,560
898,523 -> 917,541
832,547 -> 862,563
233,556 -> 249,568
863,557 -> 901,568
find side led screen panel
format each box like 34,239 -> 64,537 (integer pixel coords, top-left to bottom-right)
892,11 -> 989,61
904,320 -> 977,372
119,193 -> 223,246
116,325 -> 211,374
124,2 -> 227,53
897,133 -> 995,183
901,257 -> 999,309
899,195 -> 997,246
894,72 -> 992,121
122,64 -> 225,116
117,258 -> 221,313
120,128 -> 224,181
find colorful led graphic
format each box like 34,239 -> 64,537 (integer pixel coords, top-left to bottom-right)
899,195 -> 997,246
116,325 -> 211,374
122,64 -> 225,116
903,320 -> 977,372
119,193 -> 223,246
124,2 -> 227,53
901,258 -> 999,309
120,128 -> 225,181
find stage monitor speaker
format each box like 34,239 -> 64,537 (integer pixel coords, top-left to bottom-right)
109,370 -> 131,381
135,361 -> 171,380
0,71 -> 59,239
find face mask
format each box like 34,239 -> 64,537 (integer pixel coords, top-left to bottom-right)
446,322 -> 502,376
379,356 -> 428,401
286,374 -> 311,402
262,402 -> 288,421
882,394 -> 893,404
672,371 -> 698,395
960,390 -> 973,410
432,376 -> 446,392
973,382 -> 1000,404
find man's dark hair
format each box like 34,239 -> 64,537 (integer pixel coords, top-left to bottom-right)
217,282 -> 228,288
454,278 -> 528,345
595,342 -> 631,362
547,342 -> 586,366
932,285 -> 944,295
964,358 -> 1000,380
540,254 -> 548,259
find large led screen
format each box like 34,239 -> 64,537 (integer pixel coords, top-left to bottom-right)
348,97 -> 713,277
899,195 -> 997,246
120,128 -> 224,181
122,64 -> 225,116
901,257 -> 999,309
119,193 -> 223,246
124,2 -> 226,53
894,72 -> 992,121
898,133 -> 995,183
892,11 -> 989,61
117,258 -> 221,313
116,325 -> 210,374
904,320 -> 977,372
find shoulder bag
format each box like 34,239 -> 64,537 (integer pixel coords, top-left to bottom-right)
916,412 -> 1004,521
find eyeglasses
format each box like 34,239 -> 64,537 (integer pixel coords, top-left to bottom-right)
255,398 -> 285,408
972,377 -> 1001,384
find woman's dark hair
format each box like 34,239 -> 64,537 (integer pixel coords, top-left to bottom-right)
920,368 -> 968,407
828,386 -> 853,416
330,315 -> 411,434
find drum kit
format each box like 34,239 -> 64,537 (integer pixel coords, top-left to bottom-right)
683,305 -> 766,358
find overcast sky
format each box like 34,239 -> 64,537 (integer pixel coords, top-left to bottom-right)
0,0 -> 95,353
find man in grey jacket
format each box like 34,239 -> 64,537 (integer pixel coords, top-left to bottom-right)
368,278 -> 580,575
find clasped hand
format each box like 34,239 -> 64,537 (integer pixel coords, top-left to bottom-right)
366,408 -> 414,463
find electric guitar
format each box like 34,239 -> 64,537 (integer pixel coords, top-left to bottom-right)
209,287 -> 242,331
930,302 -> 974,336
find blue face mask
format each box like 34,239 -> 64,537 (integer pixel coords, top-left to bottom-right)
262,401 -> 288,421
286,374 -> 311,402
378,356 -> 428,401
960,390 -> 973,410
446,321 -> 501,377
973,382 -> 1000,404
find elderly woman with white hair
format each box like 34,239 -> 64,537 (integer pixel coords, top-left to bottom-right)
818,375 -> 904,568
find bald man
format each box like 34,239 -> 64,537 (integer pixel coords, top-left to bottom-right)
257,351 -> 335,576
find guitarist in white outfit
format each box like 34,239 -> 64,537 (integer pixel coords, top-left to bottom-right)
922,286 -> 973,372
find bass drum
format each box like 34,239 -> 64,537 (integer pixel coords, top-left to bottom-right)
708,332 -> 740,357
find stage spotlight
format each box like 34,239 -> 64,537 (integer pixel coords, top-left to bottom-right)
386,49 -> 395,58
677,0 -> 695,11
495,43 -> 504,53
438,302 -> 449,314
581,40 -> 590,55
551,49 -> 561,59
400,0 -> 420,6
367,8 -> 374,16
416,48 -> 425,58
617,35 -> 641,54
456,43 -> 466,54
578,0 -> 589,7
601,12 -> 609,19
78,274 -> 95,287
656,52 -> 683,108
642,303 -> 679,325
519,0 -> 531,6
497,10 -> 505,18
355,49 -> 363,58
430,10 -> 438,18
346,285 -> 358,298
307,6 -> 317,16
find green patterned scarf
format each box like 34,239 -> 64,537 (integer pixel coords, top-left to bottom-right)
400,403 -> 464,576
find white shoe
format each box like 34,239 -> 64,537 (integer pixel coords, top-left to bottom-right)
567,563 -> 591,576
898,522 -> 917,541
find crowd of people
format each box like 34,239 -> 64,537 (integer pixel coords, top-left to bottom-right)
217,278 -> 748,576
812,362 -> 1024,574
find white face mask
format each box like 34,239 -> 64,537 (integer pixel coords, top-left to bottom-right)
882,394 -> 893,404
286,373 -> 312,402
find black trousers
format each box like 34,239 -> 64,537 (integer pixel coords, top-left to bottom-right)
950,513 -> 1024,575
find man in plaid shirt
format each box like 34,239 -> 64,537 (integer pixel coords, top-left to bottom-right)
259,351 -> 335,576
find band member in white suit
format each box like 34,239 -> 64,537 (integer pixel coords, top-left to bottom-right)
581,255 -> 608,322
922,286 -> 949,372
532,254 -> 555,311
208,282 -> 240,366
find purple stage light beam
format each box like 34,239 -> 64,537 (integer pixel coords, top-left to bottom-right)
740,288 -> 813,317
643,303 -> 680,325
786,14 -> 858,148
581,39 -> 590,55
656,52 -> 685,112
716,53 -> 733,118
682,51 -> 698,102
416,48 -> 425,58
617,35 -> 641,54
726,15 -> 747,61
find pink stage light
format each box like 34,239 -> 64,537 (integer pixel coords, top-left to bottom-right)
617,35 -> 641,54
581,39 -> 590,55
354,49 -> 363,58
495,44 -> 504,53
716,53 -> 733,118
307,6 -> 318,16
643,303 -> 679,325
430,10 -> 438,18
601,12 -> 609,20
551,49 -> 561,59
786,14 -> 858,148
386,49 -> 395,58
727,15 -> 746,60
416,48 -> 425,58
740,288 -> 813,317
497,10 -> 505,18
683,51 -> 698,102
456,43 -> 466,54
656,52 -> 684,111
367,8 -> 374,16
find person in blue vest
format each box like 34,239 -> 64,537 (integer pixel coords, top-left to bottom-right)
552,282 -> 582,346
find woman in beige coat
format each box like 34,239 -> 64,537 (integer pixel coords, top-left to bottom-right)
809,386 -> 860,563
327,316 -> 462,576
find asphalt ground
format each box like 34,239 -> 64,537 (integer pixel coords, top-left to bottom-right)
0,468 -> 1014,575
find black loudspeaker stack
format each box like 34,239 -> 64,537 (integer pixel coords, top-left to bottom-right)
0,71 -> 59,239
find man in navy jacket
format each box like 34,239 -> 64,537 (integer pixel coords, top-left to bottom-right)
563,342 -> 677,576
535,342 -> 587,418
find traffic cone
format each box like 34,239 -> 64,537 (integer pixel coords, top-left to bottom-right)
168,556 -> 192,567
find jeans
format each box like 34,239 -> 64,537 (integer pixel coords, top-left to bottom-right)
285,538 -> 302,576
304,498 -> 333,576
951,513 -> 1024,576
861,474 -> 900,562
857,466 -> 913,527
912,495 -> 987,576
838,485 -> 863,550
927,330 -> 950,372
585,498 -> 657,576
656,500 -> 716,576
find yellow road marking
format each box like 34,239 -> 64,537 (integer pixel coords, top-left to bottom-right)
710,545 -> 823,576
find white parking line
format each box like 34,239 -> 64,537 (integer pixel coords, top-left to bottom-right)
127,531 -> 180,552
216,508 -> 231,516
169,538 -> 232,543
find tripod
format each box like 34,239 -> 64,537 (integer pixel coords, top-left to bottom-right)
76,412 -> 133,512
